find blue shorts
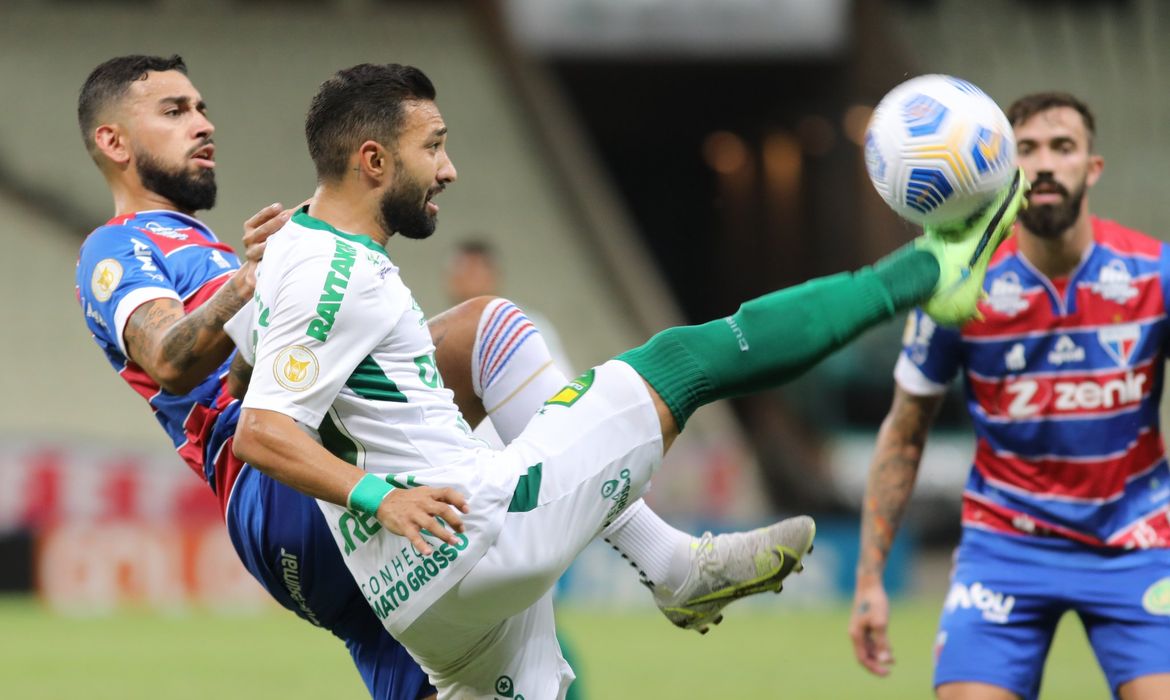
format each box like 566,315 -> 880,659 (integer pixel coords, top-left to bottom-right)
934,528 -> 1170,700
226,462 -> 434,700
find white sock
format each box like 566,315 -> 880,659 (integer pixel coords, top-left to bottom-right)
601,499 -> 694,592
472,298 -> 695,593
472,298 -> 568,441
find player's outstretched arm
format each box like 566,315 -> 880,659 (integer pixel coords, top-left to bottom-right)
849,385 -> 943,677
233,407 -> 469,556
122,203 -> 289,394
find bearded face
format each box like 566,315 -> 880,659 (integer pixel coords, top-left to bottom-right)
135,144 -> 217,213
1018,171 -> 1086,239
376,153 -> 443,240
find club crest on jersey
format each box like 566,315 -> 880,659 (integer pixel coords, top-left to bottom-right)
1091,259 -> 1138,304
1004,343 -> 1026,372
986,272 -> 1028,316
274,345 -> 319,391
1143,577 -> 1170,616
1047,335 -> 1084,366
1098,323 -> 1141,367
90,258 -> 123,302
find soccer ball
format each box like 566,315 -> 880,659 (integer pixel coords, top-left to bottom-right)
864,74 -> 1016,228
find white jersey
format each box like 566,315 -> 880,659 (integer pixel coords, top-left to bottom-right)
229,208 -> 515,632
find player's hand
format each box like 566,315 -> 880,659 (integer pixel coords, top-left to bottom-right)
377,486 -> 470,556
241,202 -> 292,263
849,580 -> 895,676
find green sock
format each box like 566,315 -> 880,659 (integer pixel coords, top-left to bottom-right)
616,246 -> 939,429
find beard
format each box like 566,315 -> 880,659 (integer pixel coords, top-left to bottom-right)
1018,172 -> 1085,239
136,146 -> 217,213
377,161 -> 440,240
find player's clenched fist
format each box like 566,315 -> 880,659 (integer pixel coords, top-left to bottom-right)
377,486 -> 470,556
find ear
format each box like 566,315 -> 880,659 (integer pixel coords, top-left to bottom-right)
94,123 -> 130,166
1085,153 -> 1104,189
355,140 -> 393,181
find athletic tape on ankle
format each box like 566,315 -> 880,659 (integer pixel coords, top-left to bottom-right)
347,473 -> 394,515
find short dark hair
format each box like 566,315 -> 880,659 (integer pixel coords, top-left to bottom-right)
1006,91 -> 1096,148
455,239 -> 496,260
304,63 -> 436,182
78,54 -> 187,157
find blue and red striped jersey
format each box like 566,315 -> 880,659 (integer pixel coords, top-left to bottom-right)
76,210 -> 243,511
896,217 -> 1170,549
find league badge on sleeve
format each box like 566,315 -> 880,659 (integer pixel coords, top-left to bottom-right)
90,258 -> 123,302
274,345 -> 320,391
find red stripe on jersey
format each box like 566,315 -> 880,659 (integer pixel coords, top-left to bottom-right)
118,362 -> 161,402
106,213 -> 135,226
1094,217 -> 1163,259
968,361 -> 1155,421
137,225 -> 233,257
962,494 -> 1104,546
183,274 -> 230,313
1107,505 -> 1170,548
966,276 -> 1165,338
974,431 -> 1165,500
213,436 -> 247,515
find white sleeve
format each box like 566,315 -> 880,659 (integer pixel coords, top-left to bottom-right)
224,298 -> 258,364
113,287 -> 181,356
893,354 -> 950,397
242,247 -> 402,427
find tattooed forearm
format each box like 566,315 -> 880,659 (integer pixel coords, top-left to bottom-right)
161,277 -> 251,373
124,266 -> 255,393
227,352 -> 254,400
856,389 -> 942,582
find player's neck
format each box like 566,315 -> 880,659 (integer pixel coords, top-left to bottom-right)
1017,211 -> 1094,281
308,184 -> 388,248
110,181 -> 191,218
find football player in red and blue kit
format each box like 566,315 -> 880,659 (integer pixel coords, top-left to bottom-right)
850,92 -> 1170,700
75,54 -> 435,700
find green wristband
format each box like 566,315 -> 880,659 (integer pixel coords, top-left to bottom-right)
348,473 -> 394,515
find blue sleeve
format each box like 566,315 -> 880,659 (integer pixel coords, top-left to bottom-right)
76,226 -> 179,355
894,307 -> 964,394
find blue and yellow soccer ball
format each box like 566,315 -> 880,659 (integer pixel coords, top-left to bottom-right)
865,74 -> 1016,228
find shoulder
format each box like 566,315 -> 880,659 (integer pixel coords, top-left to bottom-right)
1092,216 -> 1163,259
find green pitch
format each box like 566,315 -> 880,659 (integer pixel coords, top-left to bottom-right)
0,596 -> 1107,699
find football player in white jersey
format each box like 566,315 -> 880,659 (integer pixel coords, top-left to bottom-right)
231,63 -> 1024,698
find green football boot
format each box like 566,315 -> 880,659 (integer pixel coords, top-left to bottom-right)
917,167 -> 1028,325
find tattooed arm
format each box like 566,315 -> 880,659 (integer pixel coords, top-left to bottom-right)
124,263 -> 257,395
848,385 -> 943,677
123,204 -> 289,395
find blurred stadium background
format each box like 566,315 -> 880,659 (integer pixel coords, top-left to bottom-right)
1,0 -> 1165,697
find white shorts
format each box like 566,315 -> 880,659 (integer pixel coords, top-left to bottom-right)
399,359 -> 664,699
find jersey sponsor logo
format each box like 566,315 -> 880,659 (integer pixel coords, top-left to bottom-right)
1091,259 -> 1138,303
1002,371 -> 1146,418
361,533 -> 471,621
208,249 -> 232,269
1004,342 -> 1026,372
986,272 -> 1028,316
130,237 -> 159,274
1099,323 -> 1141,368
273,345 -> 319,391
1142,577 -> 1170,616
904,312 -> 936,364
944,581 -> 1016,623
137,221 -> 190,240
278,548 -> 322,626
545,369 -> 596,408
1047,335 -> 1084,366
90,258 -> 123,302
84,302 -> 109,330
306,238 -> 357,342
